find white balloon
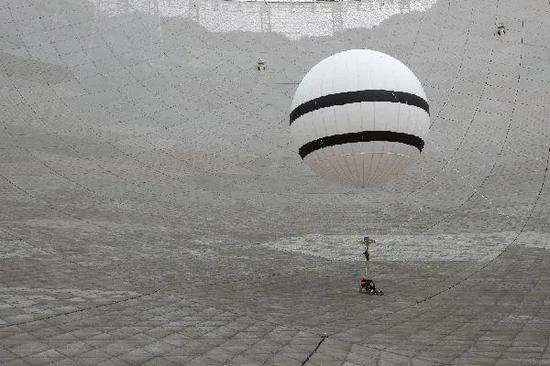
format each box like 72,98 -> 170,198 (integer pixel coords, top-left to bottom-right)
290,49 -> 430,188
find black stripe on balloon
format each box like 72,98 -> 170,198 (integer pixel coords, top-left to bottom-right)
289,89 -> 429,125
298,131 -> 424,159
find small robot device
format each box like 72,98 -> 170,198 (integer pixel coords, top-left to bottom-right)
359,236 -> 383,295
360,277 -> 383,295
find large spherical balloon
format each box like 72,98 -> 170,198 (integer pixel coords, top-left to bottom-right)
290,49 -> 430,188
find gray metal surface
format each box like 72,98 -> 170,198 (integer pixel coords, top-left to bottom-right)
0,0 -> 549,364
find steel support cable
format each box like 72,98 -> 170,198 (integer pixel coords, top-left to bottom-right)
0,35 -> 206,305
301,333 -> 328,366
460,139 -> 549,359
2,3 -> 544,364
376,4 -> 498,238
0,264 -> 337,364
326,142 -> 547,361
414,145 -> 548,306
54,23 -> 259,212
418,13 -> 528,235
0,4 -> 159,213
384,2 -> 539,239
0,53 -> 133,216
3,40 -> 354,318
3,151 -> 540,366
371,3 -> 483,236
119,6 -> 550,366
328,5 -> 547,359
93,20 -> 283,191
394,2 -> 490,208
376,33 -> 532,288
0,120 -> 149,294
